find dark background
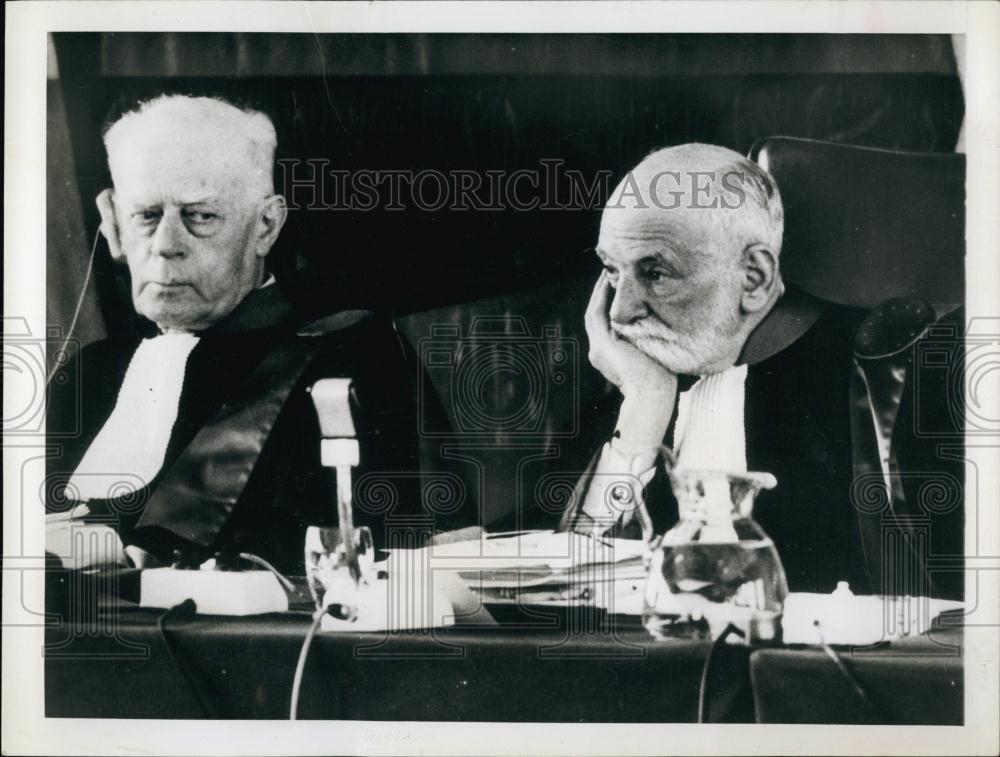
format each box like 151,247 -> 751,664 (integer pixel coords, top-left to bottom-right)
49,33 -> 963,348
47,33 -> 966,528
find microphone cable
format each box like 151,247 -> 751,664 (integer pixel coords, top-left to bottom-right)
697,622 -> 745,723
289,603 -> 357,720
815,620 -> 884,723
289,607 -> 329,721
46,227 -> 101,386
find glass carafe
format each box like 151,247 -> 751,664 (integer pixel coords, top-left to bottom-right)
642,465 -> 788,643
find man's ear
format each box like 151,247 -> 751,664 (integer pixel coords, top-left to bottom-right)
96,188 -> 125,262
254,194 -> 288,259
740,243 -> 780,314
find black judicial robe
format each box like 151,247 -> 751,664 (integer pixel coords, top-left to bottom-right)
555,286 -> 874,595
739,290 -> 871,594
46,284 -> 432,572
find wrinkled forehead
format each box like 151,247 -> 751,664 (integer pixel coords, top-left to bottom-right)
600,162 -> 744,258
108,128 -> 265,205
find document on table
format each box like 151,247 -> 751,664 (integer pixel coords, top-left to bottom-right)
46,514 -> 127,570
394,530 -> 649,611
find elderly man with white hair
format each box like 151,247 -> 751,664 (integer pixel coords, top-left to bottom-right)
560,143 -> 874,594
47,94 -> 425,571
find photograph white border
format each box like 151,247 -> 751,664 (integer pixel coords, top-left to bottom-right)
4,2 -> 998,755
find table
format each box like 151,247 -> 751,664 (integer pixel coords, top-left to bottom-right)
751,631 -> 964,724
43,572 -> 962,723
45,605 -> 756,721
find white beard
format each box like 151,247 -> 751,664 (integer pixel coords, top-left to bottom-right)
612,315 -> 735,376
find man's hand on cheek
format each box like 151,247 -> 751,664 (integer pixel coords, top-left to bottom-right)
586,271 -> 677,466
585,271 -> 677,399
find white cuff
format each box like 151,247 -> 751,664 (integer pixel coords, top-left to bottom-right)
605,439 -> 658,486
577,441 -> 658,528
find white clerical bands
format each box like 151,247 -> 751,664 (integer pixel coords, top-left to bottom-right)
673,363 -> 749,472
64,277 -> 278,504
582,363 -> 750,525
66,332 -> 201,502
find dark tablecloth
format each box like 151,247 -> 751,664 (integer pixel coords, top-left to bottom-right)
750,630 -> 964,724
44,572 -> 963,724
45,605 -> 755,721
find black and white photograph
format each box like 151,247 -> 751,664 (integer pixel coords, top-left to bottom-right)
3,2 -> 999,755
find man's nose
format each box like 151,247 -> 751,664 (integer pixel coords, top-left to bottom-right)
608,276 -> 648,325
149,212 -> 188,259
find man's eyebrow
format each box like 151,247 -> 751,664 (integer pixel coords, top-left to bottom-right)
594,249 -> 678,269
637,253 -> 672,266
125,199 -> 161,210
640,251 -> 687,275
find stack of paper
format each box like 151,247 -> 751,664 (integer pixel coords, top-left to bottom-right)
46,515 -> 127,570
401,530 -> 649,611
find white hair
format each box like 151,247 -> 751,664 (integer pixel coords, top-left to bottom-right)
102,94 -> 278,195
716,150 -> 784,258
616,143 -> 784,259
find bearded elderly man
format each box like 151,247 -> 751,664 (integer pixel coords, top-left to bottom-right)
47,95 -> 426,571
560,143 -> 873,594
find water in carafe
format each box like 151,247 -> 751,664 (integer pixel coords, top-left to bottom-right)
642,464 -> 788,643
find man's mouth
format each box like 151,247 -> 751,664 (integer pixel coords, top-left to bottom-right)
613,320 -> 672,345
144,281 -> 195,299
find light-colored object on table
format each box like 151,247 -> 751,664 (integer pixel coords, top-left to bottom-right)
421,530 -> 647,613
140,567 -> 289,616
305,525 -> 457,632
315,564 -> 456,633
46,518 -> 126,570
782,581 -> 964,645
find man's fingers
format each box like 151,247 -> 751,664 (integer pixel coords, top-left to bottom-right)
586,270 -> 610,315
586,271 -> 613,327
585,271 -> 622,386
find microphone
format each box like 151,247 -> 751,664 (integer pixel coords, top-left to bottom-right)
308,379 -> 362,584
